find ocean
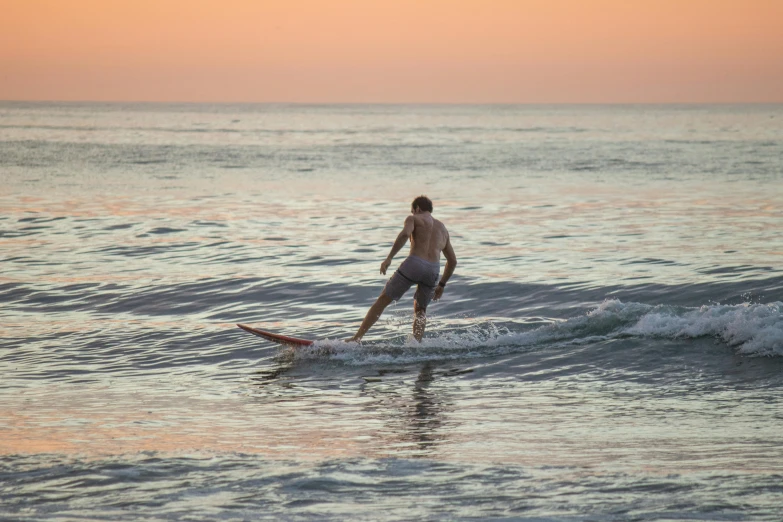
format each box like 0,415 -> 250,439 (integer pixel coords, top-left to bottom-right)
1,102 -> 782,521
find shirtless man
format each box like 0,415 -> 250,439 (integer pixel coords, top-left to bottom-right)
350,195 -> 457,342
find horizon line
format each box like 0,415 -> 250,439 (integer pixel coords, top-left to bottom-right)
2,99 -> 783,106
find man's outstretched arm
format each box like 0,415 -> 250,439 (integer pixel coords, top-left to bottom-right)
380,215 -> 415,274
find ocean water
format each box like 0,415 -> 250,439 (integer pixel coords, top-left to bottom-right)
1,102 -> 783,521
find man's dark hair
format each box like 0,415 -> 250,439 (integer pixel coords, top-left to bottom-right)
411,195 -> 433,213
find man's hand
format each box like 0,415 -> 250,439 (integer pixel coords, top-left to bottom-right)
380,258 -> 392,275
433,285 -> 444,301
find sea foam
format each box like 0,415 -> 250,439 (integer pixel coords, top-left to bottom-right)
304,299 -> 783,364
618,300 -> 783,356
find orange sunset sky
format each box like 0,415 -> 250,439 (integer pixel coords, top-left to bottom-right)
2,0 -> 782,103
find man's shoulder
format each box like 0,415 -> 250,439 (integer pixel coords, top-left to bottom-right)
433,217 -> 448,230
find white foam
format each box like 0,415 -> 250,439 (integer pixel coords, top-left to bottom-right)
300,299 -> 783,364
622,300 -> 783,356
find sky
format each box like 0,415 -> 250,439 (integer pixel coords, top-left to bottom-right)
2,0 -> 782,103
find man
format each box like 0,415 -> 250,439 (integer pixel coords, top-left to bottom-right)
350,195 -> 457,342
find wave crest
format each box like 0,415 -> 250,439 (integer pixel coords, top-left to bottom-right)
301,300 -> 783,364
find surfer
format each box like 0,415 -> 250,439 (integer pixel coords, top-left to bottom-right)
350,195 -> 457,342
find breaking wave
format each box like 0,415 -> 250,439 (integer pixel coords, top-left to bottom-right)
300,300 -> 783,364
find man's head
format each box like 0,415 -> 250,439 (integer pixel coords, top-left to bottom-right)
411,195 -> 433,213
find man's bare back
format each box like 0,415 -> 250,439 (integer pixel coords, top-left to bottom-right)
407,212 -> 449,263
379,210 -> 456,279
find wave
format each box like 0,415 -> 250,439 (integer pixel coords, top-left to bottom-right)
617,300 -> 783,356
299,300 -> 783,364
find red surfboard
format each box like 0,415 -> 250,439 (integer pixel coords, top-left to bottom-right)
237,324 -> 314,347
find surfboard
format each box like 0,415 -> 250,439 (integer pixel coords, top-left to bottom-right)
237,324 -> 314,347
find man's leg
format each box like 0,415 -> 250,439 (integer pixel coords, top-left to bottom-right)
413,299 -> 427,342
351,291 -> 394,342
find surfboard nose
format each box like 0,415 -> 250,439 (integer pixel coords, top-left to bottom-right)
237,324 -> 314,347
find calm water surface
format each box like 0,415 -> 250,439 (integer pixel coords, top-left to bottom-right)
2,103 -> 783,520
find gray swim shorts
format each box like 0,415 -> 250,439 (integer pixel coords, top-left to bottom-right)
384,255 -> 440,309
